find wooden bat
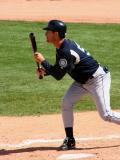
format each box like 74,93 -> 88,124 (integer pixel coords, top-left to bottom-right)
29,32 -> 43,79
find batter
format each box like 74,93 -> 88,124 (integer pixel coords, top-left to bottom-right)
34,20 -> 120,150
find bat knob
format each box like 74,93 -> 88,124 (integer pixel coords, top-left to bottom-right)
29,32 -> 34,36
39,75 -> 43,79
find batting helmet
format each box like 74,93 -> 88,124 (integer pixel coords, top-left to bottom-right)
43,20 -> 67,39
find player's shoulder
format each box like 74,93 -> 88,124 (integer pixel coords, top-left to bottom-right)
57,39 -> 78,57
59,39 -> 75,52
56,41 -> 70,60
63,38 -> 75,47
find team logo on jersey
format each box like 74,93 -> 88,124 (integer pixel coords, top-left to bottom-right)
59,59 -> 67,69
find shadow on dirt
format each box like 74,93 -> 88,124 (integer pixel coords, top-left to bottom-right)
0,146 -> 58,155
0,144 -> 120,155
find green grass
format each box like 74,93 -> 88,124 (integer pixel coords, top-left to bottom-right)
0,20 -> 120,116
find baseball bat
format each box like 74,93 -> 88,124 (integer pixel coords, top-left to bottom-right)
29,32 -> 43,79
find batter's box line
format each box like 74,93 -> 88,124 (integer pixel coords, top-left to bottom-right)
0,134 -> 120,149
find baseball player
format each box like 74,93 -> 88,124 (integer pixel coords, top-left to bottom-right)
34,20 -> 120,150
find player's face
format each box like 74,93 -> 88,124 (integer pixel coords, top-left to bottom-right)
45,30 -> 56,43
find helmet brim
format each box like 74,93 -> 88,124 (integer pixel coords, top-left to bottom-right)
43,27 -> 49,30
43,27 -> 55,31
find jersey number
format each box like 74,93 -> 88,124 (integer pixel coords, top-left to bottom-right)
75,42 -> 90,56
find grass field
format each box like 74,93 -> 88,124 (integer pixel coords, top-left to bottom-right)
0,20 -> 120,116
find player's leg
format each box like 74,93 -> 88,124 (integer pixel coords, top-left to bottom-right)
85,72 -> 120,124
59,81 -> 88,150
62,81 -> 88,128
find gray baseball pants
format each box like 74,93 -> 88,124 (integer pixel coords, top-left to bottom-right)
61,66 -> 120,128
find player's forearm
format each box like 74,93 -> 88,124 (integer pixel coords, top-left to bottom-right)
41,60 -> 51,75
41,60 -> 66,80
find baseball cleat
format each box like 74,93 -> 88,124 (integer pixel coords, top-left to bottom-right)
58,137 -> 76,151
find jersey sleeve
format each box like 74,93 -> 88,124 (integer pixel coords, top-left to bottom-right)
41,49 -> 77,80
58,49 -> 76,73
41,60 -> 66,80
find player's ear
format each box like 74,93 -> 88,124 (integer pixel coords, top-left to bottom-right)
54,32 -> 58,37
55,32 -> 61,40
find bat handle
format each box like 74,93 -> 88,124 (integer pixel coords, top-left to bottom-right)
37,63 -> 43,79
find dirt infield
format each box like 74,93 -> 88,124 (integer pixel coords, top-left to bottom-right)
0,0 -> 120,160
0,112 -> 120,160
0,0 -> 120,23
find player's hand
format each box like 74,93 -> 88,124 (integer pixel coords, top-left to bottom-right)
36,67 -> 46,78
34,52 -> 45,63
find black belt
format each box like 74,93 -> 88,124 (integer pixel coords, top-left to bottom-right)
103,66 -> 109,73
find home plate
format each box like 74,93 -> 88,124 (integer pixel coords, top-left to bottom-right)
57,153 -> 95,160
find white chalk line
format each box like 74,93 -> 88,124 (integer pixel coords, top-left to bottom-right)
0,134 -> 120,148
57,153 -> 95,160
